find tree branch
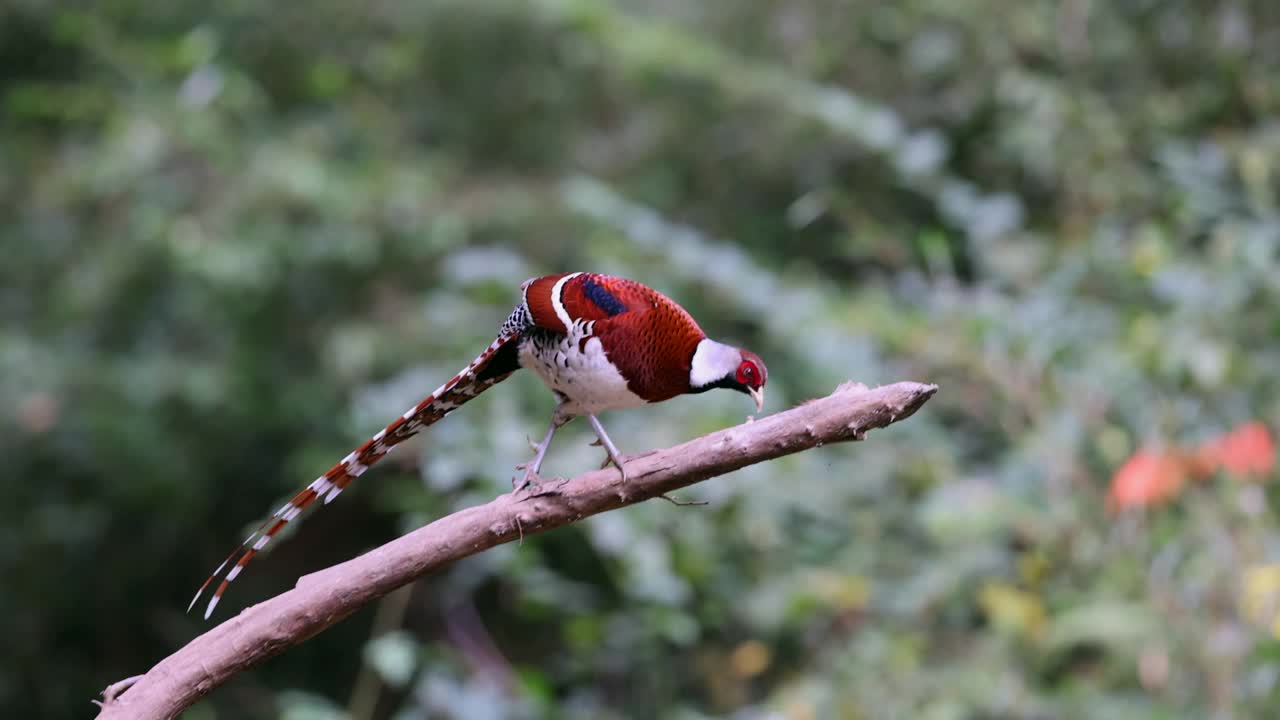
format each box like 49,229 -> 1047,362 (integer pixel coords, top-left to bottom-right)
95,381 -> 937,719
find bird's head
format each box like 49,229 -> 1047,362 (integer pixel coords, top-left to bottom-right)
688,339 -> 769,412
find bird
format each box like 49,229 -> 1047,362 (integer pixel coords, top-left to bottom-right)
189,272 -> 768,619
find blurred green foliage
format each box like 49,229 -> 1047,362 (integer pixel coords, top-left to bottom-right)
4,0 -> 1280,718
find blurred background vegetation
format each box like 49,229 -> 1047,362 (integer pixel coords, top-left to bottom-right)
4,0 -> 1280,717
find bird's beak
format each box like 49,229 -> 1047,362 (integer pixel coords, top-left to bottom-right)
748,386 -> 765,413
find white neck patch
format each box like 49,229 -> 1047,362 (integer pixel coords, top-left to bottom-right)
689,339 -> 740,388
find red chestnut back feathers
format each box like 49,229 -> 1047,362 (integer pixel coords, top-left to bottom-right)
522,272 -> 707,402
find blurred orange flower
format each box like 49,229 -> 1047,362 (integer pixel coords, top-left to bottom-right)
1197,422 -> 1276,480
1108,449 -> 1188,511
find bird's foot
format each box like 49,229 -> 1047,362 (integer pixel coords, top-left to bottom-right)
514,472 -> 570,500
599,449 -> 630,483
590,438 -> 615,470
517,409 -> 565,492
592,449 -> 630,482
513,463 -> 540,492
585,421 -> 629,483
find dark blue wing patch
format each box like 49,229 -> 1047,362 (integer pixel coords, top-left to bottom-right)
582,276 -> 627,317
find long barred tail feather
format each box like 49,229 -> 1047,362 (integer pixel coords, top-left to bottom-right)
189,330 -> 524,620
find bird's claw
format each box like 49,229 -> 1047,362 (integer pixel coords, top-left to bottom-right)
513,469 -> 538,493
517,475 -> 570,500
513,461 -> 542,492
602,456 -> 629,482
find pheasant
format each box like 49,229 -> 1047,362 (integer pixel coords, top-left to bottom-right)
189,272 -> 767,618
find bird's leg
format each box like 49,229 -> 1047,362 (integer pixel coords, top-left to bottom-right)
586,414 -> 628,483
514,403 -> 573,491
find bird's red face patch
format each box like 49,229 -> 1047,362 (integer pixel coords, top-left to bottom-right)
735,354 -> 767,389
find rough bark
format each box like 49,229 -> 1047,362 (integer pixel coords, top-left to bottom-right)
95,381 -> 937,719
